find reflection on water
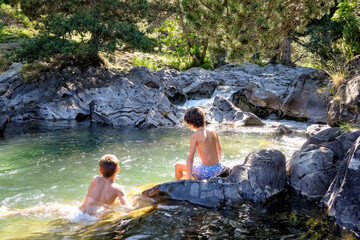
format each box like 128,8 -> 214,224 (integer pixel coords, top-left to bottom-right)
0,121 -> 358,239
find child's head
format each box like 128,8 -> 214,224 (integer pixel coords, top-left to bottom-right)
184,107 -> 205,129
99,154 -> 119,178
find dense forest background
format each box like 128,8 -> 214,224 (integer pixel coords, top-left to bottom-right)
0,0 -> 359,78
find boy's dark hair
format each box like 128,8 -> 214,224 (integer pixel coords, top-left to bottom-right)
184,107 -> 205,128
99,154 -> 119,178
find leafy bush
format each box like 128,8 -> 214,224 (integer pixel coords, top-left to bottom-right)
0,3 -> 33,28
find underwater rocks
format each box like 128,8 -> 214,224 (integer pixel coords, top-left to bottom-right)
321,136 -> 360,232
143,149 -> 287,207
287,128 -> 360,199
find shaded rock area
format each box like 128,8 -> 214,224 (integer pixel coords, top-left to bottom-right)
321,136 -> 360,232
143,149 -> 286,207
0,113 -> 9,137
287,128 -> 360,199
327,74 -> 360,127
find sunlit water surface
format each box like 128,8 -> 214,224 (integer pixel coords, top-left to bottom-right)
0,121 -> 357,239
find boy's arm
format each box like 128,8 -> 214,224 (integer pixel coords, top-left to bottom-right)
115,186 -> 130,208
79,176 -> 98,210
215,131 -> 222,160
186,134 -> 197,179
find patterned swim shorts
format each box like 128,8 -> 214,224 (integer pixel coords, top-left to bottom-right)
192,162 -> 223,180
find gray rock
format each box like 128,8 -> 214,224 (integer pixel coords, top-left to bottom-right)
326,75 -> 360,127
287,128 -> 360,199
321,136 -> 360,232
306,124 -> 331,138
282,70 -> 330,123
275,124 -> 293,136
206,96 -> 264,126
0,114 -> 9,137
232,83 -> 283,118
143,149 -> 287,207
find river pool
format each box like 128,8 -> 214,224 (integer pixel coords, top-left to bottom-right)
0,121 -> 357,239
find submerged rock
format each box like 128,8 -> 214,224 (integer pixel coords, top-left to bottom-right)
287,128 -> 360,199
322,136 -> 360,232
143,149 -> 286,207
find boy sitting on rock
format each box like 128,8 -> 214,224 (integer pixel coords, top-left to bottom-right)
175,107 -> 223,180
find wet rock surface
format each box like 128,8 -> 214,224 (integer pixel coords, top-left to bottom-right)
143,149 -> 286,207
321,136 -> 360,232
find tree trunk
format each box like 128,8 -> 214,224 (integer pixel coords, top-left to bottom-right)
281,37 -> 292,66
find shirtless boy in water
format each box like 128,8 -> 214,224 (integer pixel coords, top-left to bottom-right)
175,107 -> 223,180
0,154 -> 128,218
79,154 -> 129,215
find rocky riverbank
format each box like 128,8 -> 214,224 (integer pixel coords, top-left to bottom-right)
143,127 -> 360,234
0,61 -> 335,135
1,60 -> 360,233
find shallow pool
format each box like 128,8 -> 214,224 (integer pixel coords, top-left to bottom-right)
0,121 -> 357,239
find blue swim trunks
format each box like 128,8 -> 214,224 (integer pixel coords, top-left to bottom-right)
192,162 -> 223,180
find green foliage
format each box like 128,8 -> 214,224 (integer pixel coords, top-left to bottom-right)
181,0 -> 333,64
17,0 -> 172,64
133,55 -> 161,71
19,61 -> 50,82
0,3 -> 33,28
155,17 -> 213,70
0,50 -> 12,73
332,0 -> 360,60
303,0 -> 360,69
0,25 -> 33,43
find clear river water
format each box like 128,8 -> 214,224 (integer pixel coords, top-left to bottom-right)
0,121 -> 358,239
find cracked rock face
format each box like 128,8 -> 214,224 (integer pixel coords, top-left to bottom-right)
287,128 -> 360,199
321,136 -> 360,232
206,96 -> 264,126
142,149 -> 286,207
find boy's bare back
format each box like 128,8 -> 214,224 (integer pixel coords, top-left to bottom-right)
79,176 -> 127,214
191,127 -> 221,165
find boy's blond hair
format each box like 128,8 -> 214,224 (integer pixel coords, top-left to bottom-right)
99,154 -> 119,178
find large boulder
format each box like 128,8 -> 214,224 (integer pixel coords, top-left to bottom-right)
143,149 -> 287,207
287,128 -> 360,199
90,85 -> 178,127
321,136 -> 360,232
206,96 -> 264,126
0,65 -> 180,128
231,82 -> 283,118
327,75 -> 360,127
282,70 -> 330,123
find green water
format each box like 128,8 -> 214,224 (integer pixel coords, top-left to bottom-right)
0,121 -> 357,239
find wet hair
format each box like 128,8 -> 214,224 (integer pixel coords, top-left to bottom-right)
184,107 -> 205,128
99,154 -> 119,178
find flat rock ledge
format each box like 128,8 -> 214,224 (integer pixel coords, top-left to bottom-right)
143,149 -> 286,207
